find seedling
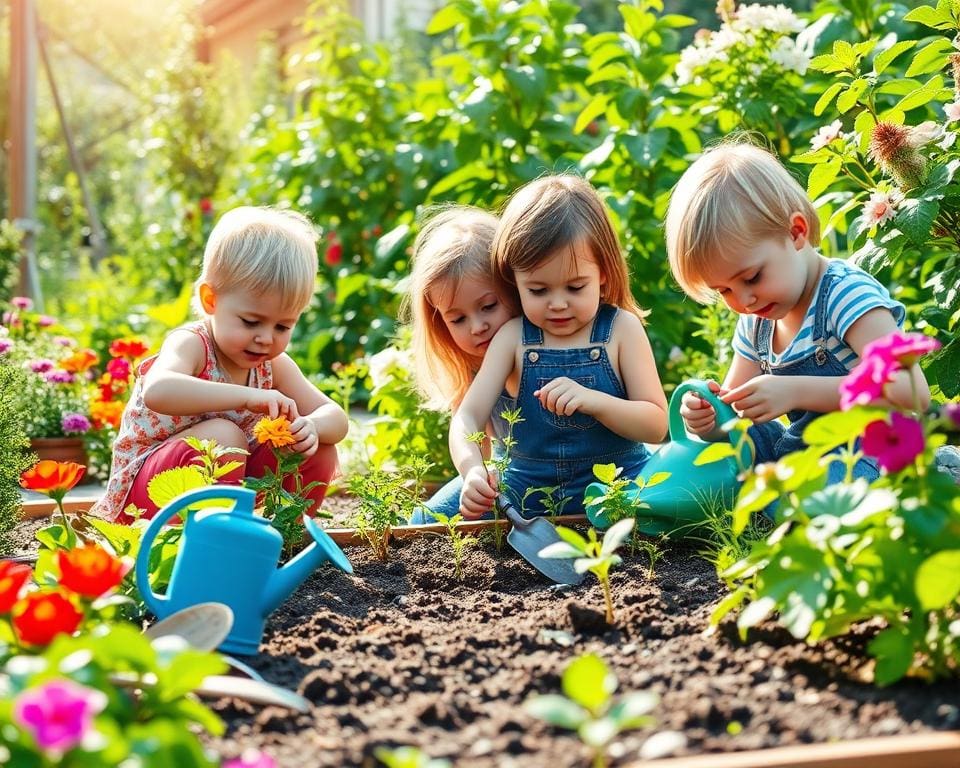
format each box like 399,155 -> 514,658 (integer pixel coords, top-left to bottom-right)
465,407 -> 523,552
431,511 -> 476,581
522,484 -> 572,519
540,518 -> 634,624
525,653 -> 658,768
374,745 -> 451,768
634,534 -> 666,580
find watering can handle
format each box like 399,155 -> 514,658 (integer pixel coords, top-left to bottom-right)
134,485 -> 255,616
668,379 -> 742,444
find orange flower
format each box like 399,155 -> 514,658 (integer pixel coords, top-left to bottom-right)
12,590 -> 83,646
59,349 -> 99,373
109,338 -> 149,360
57,545 -> 130,598
253,416 -> 296,448
0,560 -> 33,613
89,400 -> 124,430
20,461 -> 85,503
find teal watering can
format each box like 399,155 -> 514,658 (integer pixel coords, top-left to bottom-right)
135,485 -> 352,655
585,379 -> 750,534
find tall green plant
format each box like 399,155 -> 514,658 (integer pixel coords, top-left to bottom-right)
0,363 -> 33,554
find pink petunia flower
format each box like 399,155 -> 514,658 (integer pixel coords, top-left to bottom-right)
61,413 -> 92,434
0,338 -> 12,355
13,679 -> 107,756
942,402 -> 960,430
106,357 -> 132,381
839,355 -> 897,411
223,749 -> 277,768
44,370 -> 76,385
862,190 -> 898,226
29,359 -> 55,374
11,296 -> 33,310
862,330 -> 941,369
37,315 -> 57,327
862,413 -> 925,474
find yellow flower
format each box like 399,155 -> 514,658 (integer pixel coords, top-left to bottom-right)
254,416 -> 296,448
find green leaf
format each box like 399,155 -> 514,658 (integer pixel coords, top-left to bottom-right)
836,78 -> 869,114
592,463 -> 619,485
694,442 -> 737,465
563,654 -> 616,712
904,37 -> 953,77
620,130 -> 669,170
737,595 -> 777,630
425,5 -> 466,35
916,550 -> 960,609
807,156 -> 843,199
902,4 -> 956,30
868,627 -> 914,685
575,94 -> 610,135
525,695 -> 587,729
802,407 -> 888,449
894,198 -> 939,244
894,75 -> 945,112
555,525 -> 589,551
873,40 -> 916,75
504,64 -> 546,105
538,541 -> 582,559
374,223 -> 411,263
814,82 -> 844,116
601,518 -> 634,556
928,337 -> 960,397
146,466 -> 207,510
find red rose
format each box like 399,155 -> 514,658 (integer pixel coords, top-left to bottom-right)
12,590 -> 83,646
57,545 -> 130,598
200,198 -> 214,216
108,338 -> 149,360
325,241 -> 343,266
372,224 -> 383,237
0,560 -> 33,613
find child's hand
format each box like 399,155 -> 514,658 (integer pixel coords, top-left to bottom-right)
460,466 -> 497,520
680,380 -> 723,438
288,416 -> 320,457
534,377 -> 593,416
245,390 -> 300,420
721,375 -> 788,424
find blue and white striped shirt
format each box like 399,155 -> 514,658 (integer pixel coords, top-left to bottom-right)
733,258 -> 906,371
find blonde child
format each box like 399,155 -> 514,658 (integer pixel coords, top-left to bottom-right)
93,206 -> 348,522
451,175 -> 668,519
404,206 -> 517,521
665,140 -> 929,483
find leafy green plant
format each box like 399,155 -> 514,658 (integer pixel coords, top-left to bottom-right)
584,462 -> 670,529
0,362 -> 34,554
540,518 -> 635,624
522,485 -> 573,519
467,407 -> 523,552
0,218 -> 23,299
525,653 -> 658,768
431,512 -> 476,582
375,745 -> 451,768
634,535 -> 667,581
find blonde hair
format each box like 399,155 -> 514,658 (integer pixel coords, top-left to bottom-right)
405,205 -> 513,411
195,206 -> 319,314
665,139 -> 821,303
491,174 -> 646,320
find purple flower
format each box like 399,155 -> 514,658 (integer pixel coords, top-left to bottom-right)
13,679 -> 107,756
839,355 -> 896,411
11,296 -> 33,310
942,402 -> 960,430
38,315 -> 57,327
44,370 -> 76,385
862,412 -> 925,473
29,359 -> 55,374
53,336 -> 74,347
61,413 -> 92,434
0,338 -> 12,355
223,749 -> 277,768
3,311 -> 22,327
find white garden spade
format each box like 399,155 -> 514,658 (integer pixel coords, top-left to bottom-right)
498,495 -> 584,586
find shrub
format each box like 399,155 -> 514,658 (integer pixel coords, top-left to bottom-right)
0,361 -> 33,554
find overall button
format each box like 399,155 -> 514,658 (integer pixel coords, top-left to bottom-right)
589,348 -> 600,360
527,351 -> 539,363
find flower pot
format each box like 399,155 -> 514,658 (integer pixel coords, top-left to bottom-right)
29,437 -> 88,468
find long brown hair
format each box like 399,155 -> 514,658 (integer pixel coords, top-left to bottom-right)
491,174 -> 646,320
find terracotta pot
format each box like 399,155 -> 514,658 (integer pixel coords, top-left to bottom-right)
29,437 -> 89,468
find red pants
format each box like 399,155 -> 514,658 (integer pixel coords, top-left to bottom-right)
120,439 -> 338,523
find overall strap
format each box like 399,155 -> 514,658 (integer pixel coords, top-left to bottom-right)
589,304 -> 617,344
811,267 -> 838,344
521,314 -> 544,346
752,317 -> 773,373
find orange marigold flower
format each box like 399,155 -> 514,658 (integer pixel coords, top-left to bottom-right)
90,400 -> 124,430
253,416 -> 296,448
58,545 -> 130,598
12,590 -> 83,646
59,349 -> 99,374
109,338 -> 149,360
20,461 -> 85,503
0,560 -> 33,613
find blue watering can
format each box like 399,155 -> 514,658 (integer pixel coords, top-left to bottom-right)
585,379 -> 751,534
135,485 -> 352,655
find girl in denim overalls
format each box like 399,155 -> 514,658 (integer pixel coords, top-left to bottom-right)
664,141 -> 929,483
450,175 -> 668,519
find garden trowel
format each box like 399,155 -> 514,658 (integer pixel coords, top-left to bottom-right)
498,495 -> 584,586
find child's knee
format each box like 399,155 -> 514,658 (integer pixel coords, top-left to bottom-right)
193,418 -> 248,451
303,443 -> 338,481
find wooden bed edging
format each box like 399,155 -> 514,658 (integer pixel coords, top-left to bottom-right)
632,730 -> 960,768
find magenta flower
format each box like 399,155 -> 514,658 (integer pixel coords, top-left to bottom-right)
839,355 -> 896,410
37,315 -> 57,327
13,679 -> 107,755
862,331 -> 941,369
942,402 -> 960,430
11,296 -> 33,310
223,749 -> 277,768
61,413 -> 92,434
862,413 -> 925,473
44,370 -> 76,385
29,359 -> 55,374
53,336 -> 74,347
0,338 -> 12,355
106,357 -> 132,380
3,311 -> 22,327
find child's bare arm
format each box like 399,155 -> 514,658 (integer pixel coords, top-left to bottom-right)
272,353 -> 349,455
142,331 -> 295,418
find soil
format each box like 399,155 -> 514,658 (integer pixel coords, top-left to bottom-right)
10,500 -> 960,768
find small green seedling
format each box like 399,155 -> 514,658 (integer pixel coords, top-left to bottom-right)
540,518 -> 634,624
525,653 -> 658,768
431,511 -> 476,581
374,745 -> 451,768
522,484 -> 572,519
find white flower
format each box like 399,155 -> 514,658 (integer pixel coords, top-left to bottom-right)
367,346 -> 413,390
769,36 -> 810,75
734,4 -> 806,34
675,43 -> 724,85
810,119 -> 844,151
945,101 -> 960,123
908,120 -> 943,147
940,131 -> 958,151
711,26 -> 750,52
862,190 -> 899,227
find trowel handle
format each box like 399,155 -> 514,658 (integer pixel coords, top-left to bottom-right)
135,486 -> 255,616
668,379 -> 742,444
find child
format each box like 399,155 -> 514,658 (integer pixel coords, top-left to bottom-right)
404,206 -> 517,521
93,206 -> 348,522
665,140 -> 929,483
451,175 -> 668,519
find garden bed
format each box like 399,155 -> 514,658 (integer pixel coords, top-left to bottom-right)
10,504 -> 960,767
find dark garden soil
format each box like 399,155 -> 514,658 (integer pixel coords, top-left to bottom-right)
10,500 -> 960,767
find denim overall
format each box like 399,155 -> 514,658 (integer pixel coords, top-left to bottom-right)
504,304 -> 650,517
747,270 -> 879,485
